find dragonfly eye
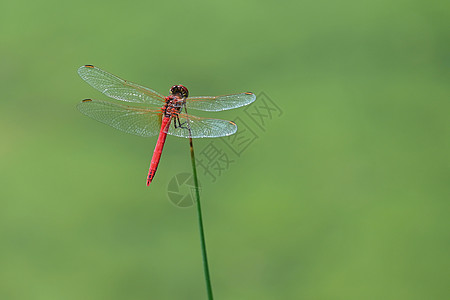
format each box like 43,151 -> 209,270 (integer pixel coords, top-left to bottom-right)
170,85 -> 189,99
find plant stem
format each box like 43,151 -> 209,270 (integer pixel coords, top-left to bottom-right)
189,137 -> 214,300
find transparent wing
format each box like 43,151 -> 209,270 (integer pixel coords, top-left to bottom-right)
77,99 -> 163,137
167,113 -> 237,138
185,92 -> 256,111
78,65 -> 166,105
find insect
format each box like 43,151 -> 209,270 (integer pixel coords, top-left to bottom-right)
77,65 -> 256,185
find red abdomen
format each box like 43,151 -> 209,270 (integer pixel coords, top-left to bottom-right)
147,117 -> 171,186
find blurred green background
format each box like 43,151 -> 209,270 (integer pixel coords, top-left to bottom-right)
1,0 -> 448,299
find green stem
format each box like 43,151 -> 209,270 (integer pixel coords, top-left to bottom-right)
189,137 -> 214,300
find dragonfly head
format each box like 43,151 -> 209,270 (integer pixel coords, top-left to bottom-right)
170,85 -> 189,99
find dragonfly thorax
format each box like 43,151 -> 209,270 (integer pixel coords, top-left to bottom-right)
163,95 -> 184,117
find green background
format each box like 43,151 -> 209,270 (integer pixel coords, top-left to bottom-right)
1,0 -> 448,299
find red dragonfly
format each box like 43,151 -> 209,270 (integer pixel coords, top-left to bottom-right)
77,65 -> 256,186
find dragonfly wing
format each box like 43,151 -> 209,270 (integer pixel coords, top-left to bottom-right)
186,92 -> 256,111
78,65 -> 166,105
166,114 -> 237,138
77,99 -> 162,137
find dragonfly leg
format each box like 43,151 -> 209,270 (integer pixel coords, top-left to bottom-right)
174,114 -> 189,129
173,115 -> 179,129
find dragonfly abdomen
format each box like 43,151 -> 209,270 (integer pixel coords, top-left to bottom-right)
146,117 -> 171,186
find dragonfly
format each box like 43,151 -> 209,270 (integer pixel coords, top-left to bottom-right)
77,65 -> 256,186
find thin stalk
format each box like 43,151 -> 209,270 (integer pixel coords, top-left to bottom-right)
184,105 -> 214,300
189,137 -> 214,300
